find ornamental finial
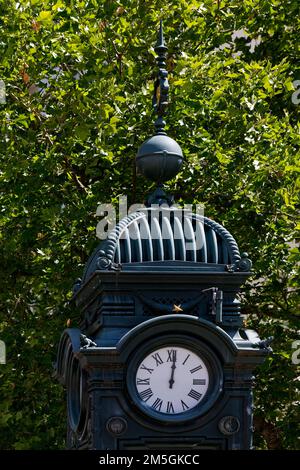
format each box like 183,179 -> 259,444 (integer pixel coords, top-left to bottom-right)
153,20 -> 169,135
135,22 -> 183,195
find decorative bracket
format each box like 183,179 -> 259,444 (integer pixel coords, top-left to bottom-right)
80,334 -> 97,349
226,252 -> 252,273
96,252 -> 122,271
256,336 -> 274,352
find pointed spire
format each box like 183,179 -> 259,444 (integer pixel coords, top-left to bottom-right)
155,20 -> 168,69
157,19 -> 165,46
153,20 -> 169,135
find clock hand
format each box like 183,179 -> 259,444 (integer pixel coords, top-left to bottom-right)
169,354 -> 177,389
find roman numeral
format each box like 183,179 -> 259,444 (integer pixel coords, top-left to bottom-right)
152,352 -> 164,366
167,350 -> 177,362
166,401 -> 174,413
136,378 -> 150,386
182,354 -> 190,365
140,364 -> 154,374
188,389 -> 202,401
193,379 -> 206,385
139,388 -> 153,402
181,400 -> 189,411
190,364 -> 202,374
152,398 -> 163,411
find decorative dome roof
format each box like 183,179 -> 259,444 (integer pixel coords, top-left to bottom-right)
81,207 -> 251,283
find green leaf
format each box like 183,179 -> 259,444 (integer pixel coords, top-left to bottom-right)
262,76 -> 273,92
75,124 -> 90,141
36,11 -> 53,23
109,116 -> 121,132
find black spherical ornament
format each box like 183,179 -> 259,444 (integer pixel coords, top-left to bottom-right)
136,134 -> 184,183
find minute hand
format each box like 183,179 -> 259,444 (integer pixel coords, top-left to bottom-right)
169,357 -> 177,389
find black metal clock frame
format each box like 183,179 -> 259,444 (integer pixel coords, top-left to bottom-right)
126,334 -> 223,424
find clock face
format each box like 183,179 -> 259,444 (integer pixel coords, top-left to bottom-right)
135,346 -> 209,415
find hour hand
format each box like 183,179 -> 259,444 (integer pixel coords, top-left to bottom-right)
169,354 -> 177,389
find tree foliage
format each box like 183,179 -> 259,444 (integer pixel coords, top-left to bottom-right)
0,0 -> 299,449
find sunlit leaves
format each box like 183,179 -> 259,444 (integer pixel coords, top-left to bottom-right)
0,0 -> 299,450
36,11 -> 53,23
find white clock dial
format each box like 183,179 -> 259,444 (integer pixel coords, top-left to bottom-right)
135,346 -> 209,415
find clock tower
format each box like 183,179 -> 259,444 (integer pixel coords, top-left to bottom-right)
55,22 -> 271,450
